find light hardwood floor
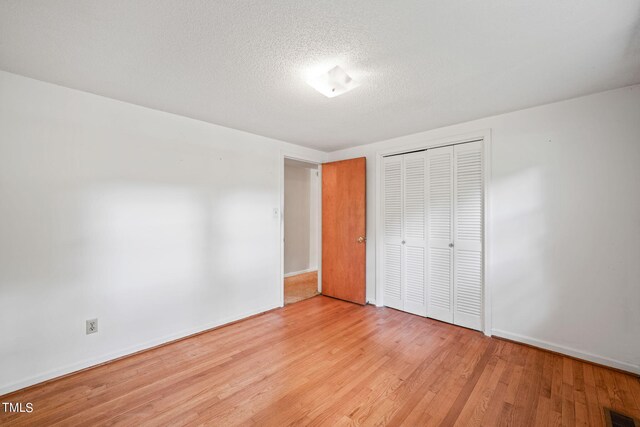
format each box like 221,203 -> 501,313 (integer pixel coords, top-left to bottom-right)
1,296 -> 639,426
284,271 -> 319,305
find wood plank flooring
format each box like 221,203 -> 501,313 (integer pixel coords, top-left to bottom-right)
1,296 -> 639,426
284,271 -> 319,305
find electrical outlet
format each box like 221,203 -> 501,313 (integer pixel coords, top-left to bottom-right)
86,318 -> 98,335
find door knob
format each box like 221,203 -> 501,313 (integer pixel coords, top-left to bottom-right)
357,236 -> 366,243
449,243 -> 454,248
401,240 -> 406,245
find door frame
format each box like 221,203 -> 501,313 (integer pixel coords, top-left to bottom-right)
374,129 -> 493,336
279,150 -> 324,307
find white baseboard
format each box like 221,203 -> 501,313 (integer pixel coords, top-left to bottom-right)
0,302 -> 279,396
284,268 -> 317,278
492,329 -> 640,375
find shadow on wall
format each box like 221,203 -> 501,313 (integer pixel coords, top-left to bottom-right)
491,150 -> 640,370
0,178 -> 280,389
492,167 -> 555,336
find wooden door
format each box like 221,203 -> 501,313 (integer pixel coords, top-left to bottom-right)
322,157 -> 366,305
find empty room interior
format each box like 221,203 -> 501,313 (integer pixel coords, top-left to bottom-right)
1,1 -> 639,426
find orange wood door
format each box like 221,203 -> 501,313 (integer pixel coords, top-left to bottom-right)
322,157 -> 366,305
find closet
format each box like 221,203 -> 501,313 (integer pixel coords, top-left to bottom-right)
382,140 -> 484,331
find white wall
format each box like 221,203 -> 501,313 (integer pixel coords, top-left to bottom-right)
328,85 -> 640,374
284,164 -> 310,274
0,71 -> 327,394
283,164 -> 319,275
308,169 -> 319,272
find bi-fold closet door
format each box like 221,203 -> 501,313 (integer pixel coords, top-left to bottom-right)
382,151 -> 427,316
382,141 -> 483,331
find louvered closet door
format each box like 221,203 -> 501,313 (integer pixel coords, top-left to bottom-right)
382,156 -> 403,310
402,152 -> 427,316
426,146 -> 454,323
453,141 -> 483,330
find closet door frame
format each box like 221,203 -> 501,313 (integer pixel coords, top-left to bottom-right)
374,129 -> 492,336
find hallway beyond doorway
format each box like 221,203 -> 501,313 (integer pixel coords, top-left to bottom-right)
284,271 -> 319,305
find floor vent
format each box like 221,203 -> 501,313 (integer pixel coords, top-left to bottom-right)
605,408 -> 639,427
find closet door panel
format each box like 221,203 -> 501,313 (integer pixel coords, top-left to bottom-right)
426,146 -> 454,323
403,152 -> 427,316
453,141 -> 483,330
382,156 -> 403,310
383,244 -> 402,308
453,250 -> 482,329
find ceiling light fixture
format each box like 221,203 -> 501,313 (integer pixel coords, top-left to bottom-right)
306,66 -> 359,98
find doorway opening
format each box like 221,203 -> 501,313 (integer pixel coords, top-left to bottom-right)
283,158 -> 320,305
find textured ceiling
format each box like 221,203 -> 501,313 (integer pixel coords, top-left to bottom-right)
1,1 -> 639,151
